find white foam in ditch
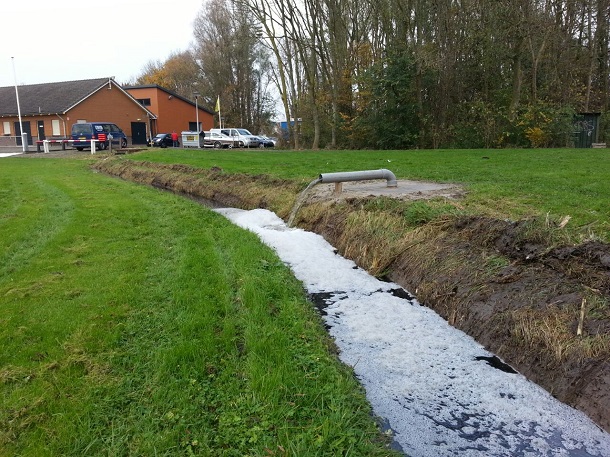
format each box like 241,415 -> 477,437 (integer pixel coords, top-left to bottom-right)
216,207 -> 610,456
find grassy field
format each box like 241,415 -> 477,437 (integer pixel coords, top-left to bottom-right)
0,158 -> 397,456
2,148 -> 608,454
131,148 -> 610,241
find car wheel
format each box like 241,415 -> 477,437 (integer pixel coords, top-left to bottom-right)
214,141 -> 221,149
160,143 -> 167,148
76,147 -> 84,151
239,141 -> 245,147
227,144 -> 233,149
259,142 -> 265,148
121,139 -> 128,148
98,141 -> 107,151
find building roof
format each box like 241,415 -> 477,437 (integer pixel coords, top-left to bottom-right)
0,78 -> 155,118
124,84 -> 215,115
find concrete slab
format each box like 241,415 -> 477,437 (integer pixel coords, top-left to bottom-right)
307,179 -> 464,202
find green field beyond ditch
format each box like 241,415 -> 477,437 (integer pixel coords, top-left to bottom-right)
132,148 -> 610,241
0,159 -> 398,456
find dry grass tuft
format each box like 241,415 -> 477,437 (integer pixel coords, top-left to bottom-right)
0,396 -> 47,445
508,305 -> 610,367
93,159 -> 300,217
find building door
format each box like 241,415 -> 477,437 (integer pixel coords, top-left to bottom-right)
131,122 -> 147,144
14,121 -> 33,145
37,120 -> 46,141
188,122 -> 201,132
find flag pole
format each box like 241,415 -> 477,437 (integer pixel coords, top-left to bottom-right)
216,96 -> 221,129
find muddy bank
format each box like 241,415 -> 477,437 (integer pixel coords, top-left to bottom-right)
93,159 -> 610,433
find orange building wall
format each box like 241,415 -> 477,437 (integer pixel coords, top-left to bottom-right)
66,85 -> 151,138
2,114 -> 95,142
1,85 -> 151,143
126,87 -> 214,133
0,115 -> 71,140
0,114 -> 65,141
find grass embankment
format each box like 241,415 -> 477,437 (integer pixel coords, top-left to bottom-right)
132,148 -> 610,241
0,159 -> 397,456
98,147 -> 610,431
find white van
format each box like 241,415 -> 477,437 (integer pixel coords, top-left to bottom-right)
211,128 -> 260,148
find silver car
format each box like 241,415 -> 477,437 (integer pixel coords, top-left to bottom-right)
203,131 -> 237,149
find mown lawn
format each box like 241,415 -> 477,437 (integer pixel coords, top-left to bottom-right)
0,158 -> 397,456
131,148 -> 610,241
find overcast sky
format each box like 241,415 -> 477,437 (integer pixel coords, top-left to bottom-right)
1,0 -> 203,88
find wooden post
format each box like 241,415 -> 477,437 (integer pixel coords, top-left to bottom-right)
577,298 -> 587,336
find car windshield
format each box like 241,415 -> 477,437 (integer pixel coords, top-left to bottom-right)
237,129 -> 252,135
155,134 -> 166,138
72,124 -> 90,135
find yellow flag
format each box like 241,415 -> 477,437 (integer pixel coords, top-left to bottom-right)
215,96 -> 220,112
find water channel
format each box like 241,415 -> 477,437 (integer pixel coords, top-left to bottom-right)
215,207 -> 610,457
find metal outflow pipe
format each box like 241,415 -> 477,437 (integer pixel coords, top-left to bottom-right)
319,169 -> 398,187
287,169 -> 398,226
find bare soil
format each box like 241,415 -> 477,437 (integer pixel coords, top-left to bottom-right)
300,200 -> 610,434
381,217 -> 610,432
85,159 -> 610,433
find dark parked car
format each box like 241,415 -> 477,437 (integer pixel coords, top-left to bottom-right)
257,136 -> 276,148
149,133 -> 178,148
71,122 -> 128,151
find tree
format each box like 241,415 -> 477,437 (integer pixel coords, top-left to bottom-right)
193,0 -> 275,131
203,0 -> 610,148
135,51 -> 200,99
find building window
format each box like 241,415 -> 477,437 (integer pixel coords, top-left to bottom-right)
137,98 -> 151,107
2,121 -> 10,135
52,119 -> 61,136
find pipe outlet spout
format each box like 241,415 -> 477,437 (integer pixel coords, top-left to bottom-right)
319,169 -> 398,187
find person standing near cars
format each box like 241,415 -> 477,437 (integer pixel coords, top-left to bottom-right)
171,130 -> 179,147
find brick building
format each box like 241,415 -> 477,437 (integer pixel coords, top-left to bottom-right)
124,85 -> 214,135
0,78 -> 214,147
0,78 -> 155,146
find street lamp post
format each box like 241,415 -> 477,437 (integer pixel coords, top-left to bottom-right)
11,57 -> 27,153
193,91 -> 200,149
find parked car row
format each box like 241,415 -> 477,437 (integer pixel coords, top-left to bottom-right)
147,128 -> 278,149
69,122 -> 278,152
214,128 -> 260,148
207,130 -> 277,149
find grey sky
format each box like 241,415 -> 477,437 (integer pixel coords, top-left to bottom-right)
1,0 -> 202,88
